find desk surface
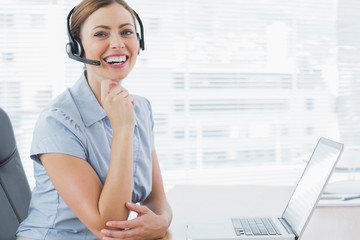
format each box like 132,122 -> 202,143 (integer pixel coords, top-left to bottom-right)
163,185 -> 360,240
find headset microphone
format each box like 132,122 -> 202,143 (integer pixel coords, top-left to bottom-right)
66,6 -> 145,66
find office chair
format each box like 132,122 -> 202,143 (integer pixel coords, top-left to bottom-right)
0,108 -> 31,240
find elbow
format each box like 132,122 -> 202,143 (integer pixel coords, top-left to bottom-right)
84,208 -> 131,239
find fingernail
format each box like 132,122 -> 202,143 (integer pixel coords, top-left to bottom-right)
106,222 -> 113,227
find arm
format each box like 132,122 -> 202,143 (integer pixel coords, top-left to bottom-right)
101,150 -> 173,240
141,150 -> 173,230
41,81 -> 135,238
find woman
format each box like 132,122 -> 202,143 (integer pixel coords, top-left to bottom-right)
16,0 -> 172,239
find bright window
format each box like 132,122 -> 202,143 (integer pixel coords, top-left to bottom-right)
1,0 -> 359,191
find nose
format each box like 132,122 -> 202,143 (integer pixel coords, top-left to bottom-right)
110,34 -> 125,49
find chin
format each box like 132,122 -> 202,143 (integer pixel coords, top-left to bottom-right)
107,72 -> 128,81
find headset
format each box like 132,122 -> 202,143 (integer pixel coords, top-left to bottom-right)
66,6 -> 145,66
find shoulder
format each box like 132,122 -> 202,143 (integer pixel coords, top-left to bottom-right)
49,90 -> 83,123
133,95 -> 154,128
31,90 -> 88,162
34,90 -> 84,139
133,95 -> 152,113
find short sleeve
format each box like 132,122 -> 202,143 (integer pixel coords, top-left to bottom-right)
30,107 -> 87,163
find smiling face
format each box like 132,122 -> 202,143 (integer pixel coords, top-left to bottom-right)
80,2 -> 139,87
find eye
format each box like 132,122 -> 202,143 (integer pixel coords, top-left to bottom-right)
121,29 -> 134,36
94,32 -> 108,37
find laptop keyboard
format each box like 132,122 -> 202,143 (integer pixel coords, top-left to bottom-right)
231,218 -> 282,236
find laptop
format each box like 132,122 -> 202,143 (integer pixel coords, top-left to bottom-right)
186,137 -> 344,240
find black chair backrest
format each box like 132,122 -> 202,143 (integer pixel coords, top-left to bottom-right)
0,108 -> 31,240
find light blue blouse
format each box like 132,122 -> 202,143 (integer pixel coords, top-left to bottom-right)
17,72 -> 154,240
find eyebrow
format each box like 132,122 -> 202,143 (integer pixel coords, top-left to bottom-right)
92,23 -> 134,30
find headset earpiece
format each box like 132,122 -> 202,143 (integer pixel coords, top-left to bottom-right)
137,33 -> 141,54
73,36 -> 84,57
133,10 -> 145,54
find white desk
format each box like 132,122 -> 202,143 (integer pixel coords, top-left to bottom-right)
162,185 -> 360,240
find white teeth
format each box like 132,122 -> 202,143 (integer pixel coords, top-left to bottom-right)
105,56 -> 126,64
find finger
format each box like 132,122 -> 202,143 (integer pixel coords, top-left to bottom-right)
102,227 -> 139,240
108,85 -> 128,98
101,80 -> 117,102
106,217 -> 142,230
125,202 -> 149,214
129,95 -> 135,107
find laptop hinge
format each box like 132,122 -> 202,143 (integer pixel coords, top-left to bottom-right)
279,218 -> 299,240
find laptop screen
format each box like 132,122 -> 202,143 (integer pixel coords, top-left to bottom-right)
281,137 -> 343,237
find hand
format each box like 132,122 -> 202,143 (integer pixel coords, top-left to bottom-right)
101,202 -> 168,240
101,80 -> 135,131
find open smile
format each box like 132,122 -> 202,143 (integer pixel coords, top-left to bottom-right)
103,54 -> 129,67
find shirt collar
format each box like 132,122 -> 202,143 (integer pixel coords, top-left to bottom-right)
69,72 -> 139,128
69,72 -> 107,128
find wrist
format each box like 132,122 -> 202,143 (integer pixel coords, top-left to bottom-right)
113,127 -> 134,139
112,125 -> 134,135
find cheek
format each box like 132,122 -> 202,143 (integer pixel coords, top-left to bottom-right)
128,38 -> 140,54
83,41 -> 108,58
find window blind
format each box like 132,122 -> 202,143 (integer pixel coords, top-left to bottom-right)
1,0 -> 359,190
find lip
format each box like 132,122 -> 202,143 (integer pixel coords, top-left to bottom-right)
103,53 -> 129,69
